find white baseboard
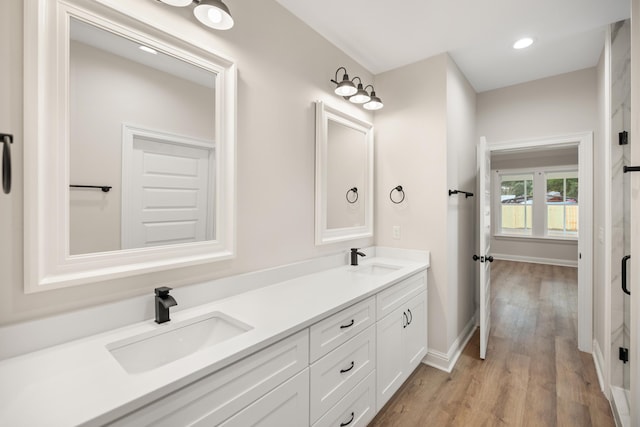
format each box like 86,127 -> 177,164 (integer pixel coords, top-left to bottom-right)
592,339 -> 606,395
423,314 -> 476,373
492,253 -> 578,268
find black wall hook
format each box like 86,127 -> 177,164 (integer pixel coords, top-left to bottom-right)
449,189 -> 474,198
1,133 -> 13,195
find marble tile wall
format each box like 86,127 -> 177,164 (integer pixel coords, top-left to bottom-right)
610,19 -> 631,390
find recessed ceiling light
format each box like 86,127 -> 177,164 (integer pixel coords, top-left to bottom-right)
139,45 -> 158,55
513,37 -> 534,50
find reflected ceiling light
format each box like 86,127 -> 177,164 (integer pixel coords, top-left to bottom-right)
139,45 -> 158,55
329,67 -> 383,110
363,85 -> 383,110
156,0 -> 234,31
331,67 -> 357,97
194,0 -> 234,30
158,0 -> 193,6
349,78 -> 371,104
513,37 -> 534,49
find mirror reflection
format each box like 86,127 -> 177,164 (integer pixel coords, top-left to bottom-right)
68,18 -> 217,255
326,120 -> 367,229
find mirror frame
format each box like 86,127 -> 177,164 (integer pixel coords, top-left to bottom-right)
315,101 -> 373,245
23,0 -> 237,292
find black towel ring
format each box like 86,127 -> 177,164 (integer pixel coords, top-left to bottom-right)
390,185 -> 405,204
346,187 -> 358,204
1,133 -> 13,195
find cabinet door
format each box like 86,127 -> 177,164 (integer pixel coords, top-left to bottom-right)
376,306 -> 405,412
403,291 -> 427,372
218,368 -> 309,427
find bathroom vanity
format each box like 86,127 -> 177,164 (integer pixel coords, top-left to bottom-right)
0,252 -> 428,426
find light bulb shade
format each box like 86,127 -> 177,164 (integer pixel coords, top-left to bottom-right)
158,0 -> 193,6
349,83 -> 370,104
363,93 -> 383,110
194,0 -> 234,30
335,74 -> 357,96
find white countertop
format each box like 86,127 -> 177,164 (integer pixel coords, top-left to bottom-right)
0,256 -> 428,426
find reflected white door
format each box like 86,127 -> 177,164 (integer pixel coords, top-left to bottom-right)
478,136 -> 492,360
123,136 -> 213,249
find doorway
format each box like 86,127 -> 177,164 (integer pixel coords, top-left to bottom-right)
482,132 -> 593,353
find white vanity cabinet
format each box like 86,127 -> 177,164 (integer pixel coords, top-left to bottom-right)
309,297 -> 377,426
107,330 -> 309,427
376,273 -> 427,411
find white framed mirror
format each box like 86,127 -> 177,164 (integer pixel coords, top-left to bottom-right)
315,101 -> 373,245
23,0 -> 236,292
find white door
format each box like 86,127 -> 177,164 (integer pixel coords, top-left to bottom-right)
477,136 -> 493,360
123,136 -> 213,249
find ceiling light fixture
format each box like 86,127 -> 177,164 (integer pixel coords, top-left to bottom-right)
513,37 -> 534,49
139,45 -> 158,55
157,0 -> 234,31
330,67 -> 383,110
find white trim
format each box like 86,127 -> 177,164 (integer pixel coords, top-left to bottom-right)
492,253 -> 578,268
486,132 -> 593,353
593,338 -> 606,393
493,234 -> 578,243
23,0 -> 237,292
314,101 -> 374,245
423,314 -> 476,373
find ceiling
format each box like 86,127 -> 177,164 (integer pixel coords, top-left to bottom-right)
274,0 -> 630,92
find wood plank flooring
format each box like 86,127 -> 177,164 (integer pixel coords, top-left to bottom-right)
369,261 -> 614,427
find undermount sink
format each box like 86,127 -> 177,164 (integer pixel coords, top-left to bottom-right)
107,312 -> 253,374
354,263 -> 401,276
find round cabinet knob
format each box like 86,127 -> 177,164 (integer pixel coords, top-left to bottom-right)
486,256 -> 494,263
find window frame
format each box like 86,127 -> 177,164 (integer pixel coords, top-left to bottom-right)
493,165 -> 579,241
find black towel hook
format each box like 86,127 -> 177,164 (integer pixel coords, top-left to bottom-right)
345,187 -> 358,204
1,133 -> 13,195
390,185 -> 405,204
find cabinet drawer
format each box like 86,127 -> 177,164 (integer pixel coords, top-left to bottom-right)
312,371 -> 376,427
310,326 -> 376,423
310,296 -> 375,362
109,330 -> 309,427
376,272 -> 426,319
219,368 -> 309,427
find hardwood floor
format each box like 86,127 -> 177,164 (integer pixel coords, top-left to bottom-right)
370,261 -> 614,427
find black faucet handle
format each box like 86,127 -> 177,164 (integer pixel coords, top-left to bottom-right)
351,248 -> 359,252
154,286 -> 173,297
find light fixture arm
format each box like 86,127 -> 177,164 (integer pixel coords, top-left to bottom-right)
331,66 -> 349,85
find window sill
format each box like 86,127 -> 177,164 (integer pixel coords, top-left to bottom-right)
493,234 -> 578,244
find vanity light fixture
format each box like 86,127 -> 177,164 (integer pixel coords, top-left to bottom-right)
331,67 -> 358,96
349,78 -> 371,104
363,85 -> 383,110
157,0 -> 234,30
513,37 -> 534,49
330,67 -> 383,110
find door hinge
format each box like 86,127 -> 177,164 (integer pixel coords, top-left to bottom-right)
619,347 -> 629,364
619,131 -> 629,145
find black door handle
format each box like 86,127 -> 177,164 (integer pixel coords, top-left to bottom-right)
340,361 -> 355,373
403,311 -> 408,328
486,256 -> 494,263
1,133 -> 13,194
622,255 -> 631,295
340,412 -> 355,426
340,319 -> 354,329
407,308 -> 413,325
473,255 -> 482,262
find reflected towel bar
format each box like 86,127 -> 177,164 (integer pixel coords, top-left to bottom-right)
449,189 -> 474,198
70,185 -> 112,193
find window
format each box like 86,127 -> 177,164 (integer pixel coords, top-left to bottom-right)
495,168 -> 578,239
500,174 -> 533,235
546,172 -> 578,237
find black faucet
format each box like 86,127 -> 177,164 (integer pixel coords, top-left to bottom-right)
350,248 -> 366,266
154,287 -> 177,324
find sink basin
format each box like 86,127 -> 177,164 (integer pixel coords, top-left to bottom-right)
354,263 -> 401,276
107,312 -> 253,374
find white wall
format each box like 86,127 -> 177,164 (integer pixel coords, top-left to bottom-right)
0,0 -> 375,325
375,54 -> 477,357
477,69 -> 597,267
